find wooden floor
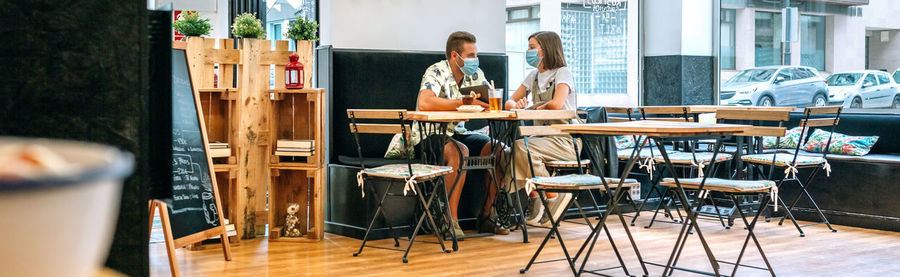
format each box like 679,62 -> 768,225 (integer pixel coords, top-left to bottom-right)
151,214 -> 900,276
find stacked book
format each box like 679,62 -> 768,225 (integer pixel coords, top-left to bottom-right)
275,139 -> 315,157
224,219 -> 237,237
209,142 -> 230,158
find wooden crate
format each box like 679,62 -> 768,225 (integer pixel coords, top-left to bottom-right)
185,37 -> 244,239
269,89 -> 324,167
267,167 -> 324,242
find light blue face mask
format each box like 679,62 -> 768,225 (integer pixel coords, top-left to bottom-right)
526,49 -> 542,68
455,52 -> 480,75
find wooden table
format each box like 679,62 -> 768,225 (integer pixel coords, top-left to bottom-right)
687,105 -> 797,113
406,110 -> 515,122
552,120 -> 751,276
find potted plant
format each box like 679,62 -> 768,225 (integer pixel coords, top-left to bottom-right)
231,13 -> 265,39
173,10 -> 211,39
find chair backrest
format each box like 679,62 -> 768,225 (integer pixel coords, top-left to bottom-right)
715,110 -> 790,138
796,106 -> 842,158
605,106 -> 637,122
347,109 -> 410,169
639,106 -> 692,122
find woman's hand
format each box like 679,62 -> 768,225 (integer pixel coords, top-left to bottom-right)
507,98 -> 529,109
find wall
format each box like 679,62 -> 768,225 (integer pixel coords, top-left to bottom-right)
868,30 -> 900,71
864,0 -> 900,30
320,0 -> 506,53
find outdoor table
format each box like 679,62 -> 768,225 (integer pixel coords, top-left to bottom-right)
553,120 -> 751,276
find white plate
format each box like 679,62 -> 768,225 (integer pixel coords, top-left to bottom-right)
456,105 -> 484,113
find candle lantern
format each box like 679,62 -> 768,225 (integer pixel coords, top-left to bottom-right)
285,54 -> 304,89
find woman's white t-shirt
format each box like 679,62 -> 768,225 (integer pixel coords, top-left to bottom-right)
521,66 -> 577,110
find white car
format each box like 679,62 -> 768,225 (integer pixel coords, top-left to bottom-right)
827,70 -> 900,109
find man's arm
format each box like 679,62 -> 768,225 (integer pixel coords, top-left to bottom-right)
417,89 -> 464,111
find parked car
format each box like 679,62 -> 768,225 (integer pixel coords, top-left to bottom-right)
829,70 -> 900,109
720,66 -> 828,107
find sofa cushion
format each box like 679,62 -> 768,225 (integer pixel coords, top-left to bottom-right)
802,129 -> 879,156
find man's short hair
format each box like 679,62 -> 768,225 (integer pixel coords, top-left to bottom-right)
446,31 -> 477,60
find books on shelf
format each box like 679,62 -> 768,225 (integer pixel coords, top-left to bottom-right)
209,147 -> 230,158
277,139 -> 314,150
209,142 -> 229,149
275,148 -> 314,157
275,140 -> 314,157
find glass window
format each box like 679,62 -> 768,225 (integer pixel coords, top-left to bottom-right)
776,68 -> 793,82
827,73 -> 863,86
755,11 -> 783,67
272,23 -> 282,41
800,15 -> 826,70
561,3 -> 628,95
893,71 -> 900,84
863,74 -> 877,87
727,68 -> 777,83
877,72 -> 891,85
720,9 -> 736,70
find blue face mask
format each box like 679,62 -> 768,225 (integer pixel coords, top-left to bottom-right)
455,53 -> 480,75
526,49 -> 542,68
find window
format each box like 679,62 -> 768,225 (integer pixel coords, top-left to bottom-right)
776,68 -> 793,82
720,9 -> 736,70
272,23 -> 282,41
506,0 -> 638,107
755,11 -> 783,67
800,15 -> 825,70
892,71 -> 900,84
876,72 -> 891,85
792,68 -> 812,80
863,74 -> 877,87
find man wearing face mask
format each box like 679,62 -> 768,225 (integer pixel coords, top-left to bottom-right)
413,31 -> 508,237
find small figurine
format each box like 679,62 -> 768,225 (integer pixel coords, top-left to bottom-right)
283,203 -> 302,237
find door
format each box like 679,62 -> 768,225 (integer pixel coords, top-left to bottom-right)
772,68 -> 797,105
875,72 -> 894,107
859,73 -> 879,108
792,68 -> 816,105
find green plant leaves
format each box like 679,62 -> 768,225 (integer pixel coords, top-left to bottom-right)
173,10 -> 211,37
231,13 -> 265,38
286,16 -> 319,41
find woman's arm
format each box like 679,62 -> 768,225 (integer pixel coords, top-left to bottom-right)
536,83 -> 571,110
504,84 -> 529,110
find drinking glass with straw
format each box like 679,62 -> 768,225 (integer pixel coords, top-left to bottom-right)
488,80 -> 503,111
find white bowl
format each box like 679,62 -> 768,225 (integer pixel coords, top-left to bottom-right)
0,137 -> 133,277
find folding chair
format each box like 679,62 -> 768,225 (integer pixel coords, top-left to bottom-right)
516,124 -> 644,276
741,106 -> 842,237
348,109 -> 456,263
631,106 -> 735,229
657,109 -> 792,276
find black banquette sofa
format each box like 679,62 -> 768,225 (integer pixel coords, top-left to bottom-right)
317,47 -> 508,239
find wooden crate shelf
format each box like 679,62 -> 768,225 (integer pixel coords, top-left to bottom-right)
267,167 -> 324,241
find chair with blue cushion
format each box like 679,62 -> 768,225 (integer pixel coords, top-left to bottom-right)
740,106 -> 842,237
656,109 -> 793,276
347,109 -> 456,263
517,124 -> 645,276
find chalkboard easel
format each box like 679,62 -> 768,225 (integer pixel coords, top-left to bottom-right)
149,43 -> 232,277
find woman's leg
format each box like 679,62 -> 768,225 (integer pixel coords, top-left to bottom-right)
443,140 -> 468,221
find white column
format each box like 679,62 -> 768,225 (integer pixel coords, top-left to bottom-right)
540,0 -> 562,33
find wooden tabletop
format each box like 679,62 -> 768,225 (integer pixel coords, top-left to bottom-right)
552,120 -> 750,137
406,110 -> 515,122
687,105 -> 797,113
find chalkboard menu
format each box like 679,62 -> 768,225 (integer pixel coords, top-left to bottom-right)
168,49 -> 221,239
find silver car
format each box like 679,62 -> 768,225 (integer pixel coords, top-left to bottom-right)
720,66 -> 829,107
829,70 -> 900,109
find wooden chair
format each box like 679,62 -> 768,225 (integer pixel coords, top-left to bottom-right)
516,124 -> 644,276
739,106 -> 842,236
347,109 -> 456,263
655,109 -> 793,276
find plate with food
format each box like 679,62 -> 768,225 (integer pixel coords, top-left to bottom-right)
456,105 -> 485,113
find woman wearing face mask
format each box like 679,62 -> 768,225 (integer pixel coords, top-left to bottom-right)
503,31 -> 578,227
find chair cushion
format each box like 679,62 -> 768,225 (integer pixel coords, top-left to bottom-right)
529,174 -> 639,191
545,159 -> 591,168
652,152 -> 733,164
801,129 -> 879,156
362,164 -> 453,180
617,148 -> 674,160
741,153 -> 826,167
661,178 -> 775,193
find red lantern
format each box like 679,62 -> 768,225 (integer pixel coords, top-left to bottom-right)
285,53 -> 304,89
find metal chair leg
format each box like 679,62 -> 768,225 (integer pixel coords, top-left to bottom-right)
520,191 -> 578,275
729,194 -> 776,277
354,181 -> 395,256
